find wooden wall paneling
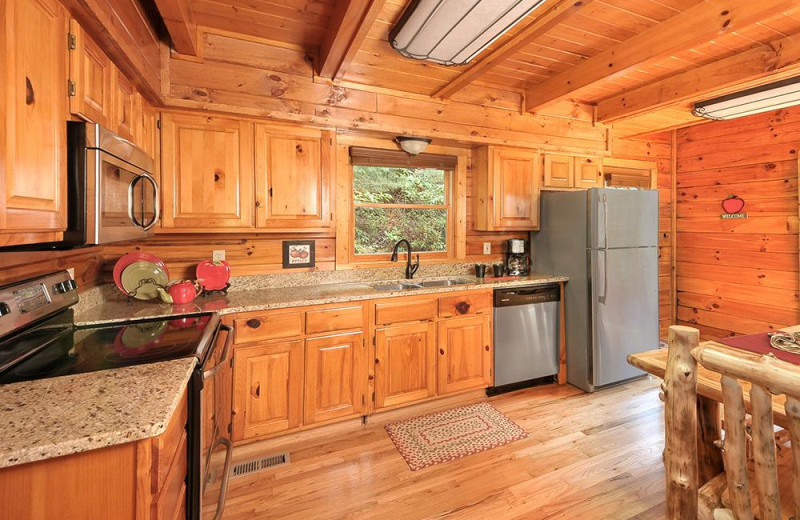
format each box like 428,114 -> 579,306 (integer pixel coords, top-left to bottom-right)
61,0 -> 163,102
675,106 -> 800,339
1,0 -> 68,239
165,30 -> 612,155
0,247 -> 104,291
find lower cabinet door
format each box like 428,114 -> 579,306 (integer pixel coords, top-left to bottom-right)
232,340 -> 303,441
304,332 -> 366,424
375,322 -> 436,409
437,316 -> 492,395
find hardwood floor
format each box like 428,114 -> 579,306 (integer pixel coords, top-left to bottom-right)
216,378 -> 666,519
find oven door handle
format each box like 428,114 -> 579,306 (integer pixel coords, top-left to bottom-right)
204,324 -> 232,380
211,436 -> 234,520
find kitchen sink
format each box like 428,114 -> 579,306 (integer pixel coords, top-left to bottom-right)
371,283 -> 423,291
419,279 -> 474,287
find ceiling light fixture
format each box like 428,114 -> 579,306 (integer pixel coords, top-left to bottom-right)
389,0 -> 546,66
692,76 -> 800,121
395,136 -> 432,155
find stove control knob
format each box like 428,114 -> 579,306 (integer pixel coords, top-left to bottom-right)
53,281 -> 70,294
67,279 -> 78,291
0,302 -> 10,317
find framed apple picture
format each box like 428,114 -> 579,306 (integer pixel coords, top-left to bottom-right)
283,240 -> 315,269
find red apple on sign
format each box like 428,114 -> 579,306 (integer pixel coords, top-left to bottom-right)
722,195 -> 745,214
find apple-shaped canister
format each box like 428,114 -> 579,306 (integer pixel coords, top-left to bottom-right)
196,259 -> 231,292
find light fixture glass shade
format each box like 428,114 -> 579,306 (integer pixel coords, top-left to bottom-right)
389,0 -> 546,66
395,137 -> 432,155
692,76 -> 800,121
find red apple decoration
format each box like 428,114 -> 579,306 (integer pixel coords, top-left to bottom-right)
721,195 -> 745,214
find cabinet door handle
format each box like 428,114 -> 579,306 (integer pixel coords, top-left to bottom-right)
251,383 -> 261,398
25,77 -> 35,105
246,318 -> 261,328
485,345 -> 490,352
439,349 -> 445,355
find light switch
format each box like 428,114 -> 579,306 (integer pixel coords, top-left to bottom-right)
212,250 -> 226,262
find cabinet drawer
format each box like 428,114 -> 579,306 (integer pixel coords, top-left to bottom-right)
375,298 -> 436,326
438,292 -> 491,318
306,305 -> 364,335
234,310 -> 303,343
153,433 -> 187,519
152,388 -> 188,491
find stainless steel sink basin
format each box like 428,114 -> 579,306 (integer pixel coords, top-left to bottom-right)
371,283 -> 423,291
419,279 -> 474,287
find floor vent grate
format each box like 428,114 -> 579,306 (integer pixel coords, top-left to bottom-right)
231,452 -> 290,478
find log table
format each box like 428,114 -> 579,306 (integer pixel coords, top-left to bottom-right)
629,342 -> 792,488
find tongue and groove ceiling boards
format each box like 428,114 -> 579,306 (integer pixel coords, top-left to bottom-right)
153,0 -> 800,137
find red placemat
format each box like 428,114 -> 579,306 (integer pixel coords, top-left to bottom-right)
718,332 -> 800,365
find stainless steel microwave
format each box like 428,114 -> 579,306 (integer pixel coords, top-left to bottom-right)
61,122 -> 159,247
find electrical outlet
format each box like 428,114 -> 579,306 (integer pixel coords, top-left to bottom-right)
212,250 -> 226,262
67,267 -> 75,279
483,242 -> 491,255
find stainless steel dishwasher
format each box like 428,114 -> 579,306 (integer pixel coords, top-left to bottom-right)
490,284 -> 561,394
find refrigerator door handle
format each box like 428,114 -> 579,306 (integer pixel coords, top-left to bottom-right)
598,249 -> 608,304
600,193 -> 608,249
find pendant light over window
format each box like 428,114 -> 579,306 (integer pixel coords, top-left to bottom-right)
389,0 -> 546,66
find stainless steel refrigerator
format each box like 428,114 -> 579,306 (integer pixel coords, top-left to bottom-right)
531,188 -> 659,392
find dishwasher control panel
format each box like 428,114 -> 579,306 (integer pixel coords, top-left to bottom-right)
494,284 -> 560,307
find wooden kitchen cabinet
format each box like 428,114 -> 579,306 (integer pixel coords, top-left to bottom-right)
255,124 -> 333,231
68,19 -> 114,127
0,0 -> 69,244
232,340 -> 304,441
437,315 -> 492,395
542,153 -> 603,190
111,68 -> 140,142
160,113 -> 255,230
304,332 -> 367,424
374,321 -> 437,409
138,100 -> 158,159
473,146 -> 540,231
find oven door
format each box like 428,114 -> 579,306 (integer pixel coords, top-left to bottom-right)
89,148 -> 159,245
198,324 -> 234,520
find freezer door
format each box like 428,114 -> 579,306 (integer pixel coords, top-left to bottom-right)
590,246 -> 658,387
590,188 -> 659,249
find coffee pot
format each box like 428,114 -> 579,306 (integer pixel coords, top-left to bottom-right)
505,239 -> 530,276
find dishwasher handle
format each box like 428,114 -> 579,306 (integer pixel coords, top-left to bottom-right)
494,284 -> 561,307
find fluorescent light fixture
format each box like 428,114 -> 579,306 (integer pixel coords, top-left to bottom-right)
389,0 -> 546,66
395,136 -> 432,155
692,76 -> 800,121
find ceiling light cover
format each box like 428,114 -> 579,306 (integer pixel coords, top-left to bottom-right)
396,136 -> 432,155
692,76 -> 800,121
389,0 -> 546,66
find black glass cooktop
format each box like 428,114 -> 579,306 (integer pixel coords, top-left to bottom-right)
0,311 -> 215,385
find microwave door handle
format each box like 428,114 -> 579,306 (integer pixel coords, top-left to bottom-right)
139,173 -> 160,231
127,175 -> 143,228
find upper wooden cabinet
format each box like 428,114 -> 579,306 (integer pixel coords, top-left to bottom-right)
68,19 -> 113,127
0,0 -> 68,242
473,146 -> 540,231
138,100 -> 158,160
160,113 -> 255,230
111,68 -> 140,142
255,124 -> 333,231
542,153 -> 603,190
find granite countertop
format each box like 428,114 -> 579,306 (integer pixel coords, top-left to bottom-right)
75,274 -> 568,325
0,358 -> 195,469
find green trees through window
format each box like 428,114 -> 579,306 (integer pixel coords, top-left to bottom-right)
353,166 -> 449,255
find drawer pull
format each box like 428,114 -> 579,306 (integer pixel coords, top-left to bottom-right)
485,345 -> 490,351
439,349 -> 445,355
455,301 -> 471,314
246,318 -> 262,329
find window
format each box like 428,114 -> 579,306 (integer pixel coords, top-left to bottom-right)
349,147 -> 458,261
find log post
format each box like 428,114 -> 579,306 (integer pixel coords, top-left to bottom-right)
696,396 -> 724,484
664,325 -> 700,519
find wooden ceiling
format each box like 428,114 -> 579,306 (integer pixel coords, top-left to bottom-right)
153,0 -> 800,137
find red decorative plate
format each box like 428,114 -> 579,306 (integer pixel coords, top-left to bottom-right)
196,260 -> 231,291
113,252 -> 169,295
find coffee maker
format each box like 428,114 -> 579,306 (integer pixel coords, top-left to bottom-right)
505,239 -> 530,276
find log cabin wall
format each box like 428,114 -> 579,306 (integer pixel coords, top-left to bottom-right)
675,106 -> 800,340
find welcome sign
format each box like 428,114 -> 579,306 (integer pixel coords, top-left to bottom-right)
721,195 -> 747,220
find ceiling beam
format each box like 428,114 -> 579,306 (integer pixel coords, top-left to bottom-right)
597,32 -> 800,123
432,0 -> 593,100
152,0 -> 197,56
524,0 -> 797,113
318,0 -> 387,80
